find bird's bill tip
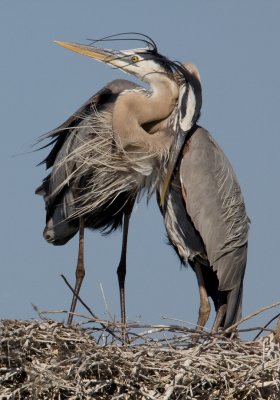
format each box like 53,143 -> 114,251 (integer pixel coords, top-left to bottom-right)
53,40 -> 115,62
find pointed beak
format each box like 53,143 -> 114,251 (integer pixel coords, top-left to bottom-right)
54,40 -> 118,63
160,128 -> 187,206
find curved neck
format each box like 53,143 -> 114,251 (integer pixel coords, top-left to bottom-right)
112,74 -> 178,149
140,74 -> 179,123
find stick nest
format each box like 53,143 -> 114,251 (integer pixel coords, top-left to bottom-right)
0,319 -> 279,399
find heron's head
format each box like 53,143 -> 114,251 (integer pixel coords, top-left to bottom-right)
54,40 -> 174,84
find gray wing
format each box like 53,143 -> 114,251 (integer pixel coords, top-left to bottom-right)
180,127 -> 249,293
158,168 -> 207,264
36,79 -> 140,245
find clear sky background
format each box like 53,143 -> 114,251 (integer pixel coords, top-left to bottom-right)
1,1 -> 279,337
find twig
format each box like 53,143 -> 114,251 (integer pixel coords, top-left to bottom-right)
61,274 -> 120,341
225,299 -> 280,333
161,315 -> 211,332
100,282 -> 114,321
61,274 -> 98,320
31,303 -> 48,320
253,312 -> 280,340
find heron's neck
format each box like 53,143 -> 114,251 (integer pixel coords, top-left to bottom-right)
112,74 -> 178,150
143,74 -> 179,122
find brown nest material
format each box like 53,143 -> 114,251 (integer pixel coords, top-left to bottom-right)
0,316 -> 279,399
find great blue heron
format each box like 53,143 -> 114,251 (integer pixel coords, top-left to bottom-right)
36,78 -> 143,324
158,127 -> 249,331
36,34 -> 199,326
37,33 -> 248,331
156,58 -> 249,330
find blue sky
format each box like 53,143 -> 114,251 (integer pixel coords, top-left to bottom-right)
1,1 -> 279,337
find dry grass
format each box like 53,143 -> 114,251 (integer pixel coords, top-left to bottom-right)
0,315 -> 279,399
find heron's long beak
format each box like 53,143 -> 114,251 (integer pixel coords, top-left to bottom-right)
54,41 -> 118,63
160,129 -> 187,206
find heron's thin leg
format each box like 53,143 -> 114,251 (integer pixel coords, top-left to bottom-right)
117,215 -> 129,325
193,262 -> 211,331
117,200 -> 134,339
67,218 -> 85,325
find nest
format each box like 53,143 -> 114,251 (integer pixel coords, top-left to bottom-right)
0,315 -> 279,399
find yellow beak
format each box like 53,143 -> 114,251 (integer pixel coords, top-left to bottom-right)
54,40 -> 116,62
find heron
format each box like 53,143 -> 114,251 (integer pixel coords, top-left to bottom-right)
158,73 -> 249,330
36,34 -> 200,326
36,33 -> 249,332
36,79 -> 140,325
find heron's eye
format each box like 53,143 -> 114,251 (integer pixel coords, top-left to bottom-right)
130,55 -> 139,63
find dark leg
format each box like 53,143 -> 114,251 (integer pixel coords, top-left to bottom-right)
117,214 -> 129,326
212,295 -> 227,333
117,200 -> 134,339
212,305 -> 227,332
193,262 -> 211,331
67,218 -> 85,325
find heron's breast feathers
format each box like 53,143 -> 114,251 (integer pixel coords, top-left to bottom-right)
47,108 -> 166,220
